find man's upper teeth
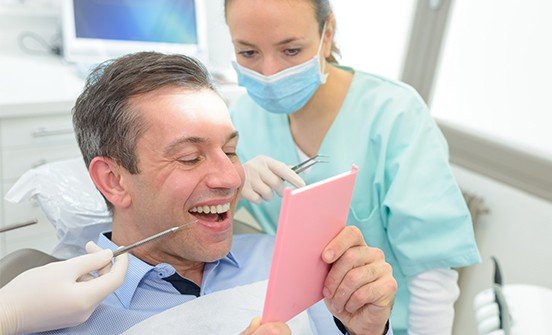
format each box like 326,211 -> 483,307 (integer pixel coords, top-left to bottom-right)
189,203 -> 230,214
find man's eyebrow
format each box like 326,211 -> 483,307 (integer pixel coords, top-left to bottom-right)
164,131 -> 239,156
164,136 -> 207,156
227,131 -> 239,143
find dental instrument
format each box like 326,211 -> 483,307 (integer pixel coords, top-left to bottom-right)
291,155 -> 329,174
112,220 -> 197,257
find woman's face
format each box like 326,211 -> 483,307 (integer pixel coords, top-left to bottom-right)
226,0 -> 331,76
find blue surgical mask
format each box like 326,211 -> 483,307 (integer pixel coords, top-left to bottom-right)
232,24 -> 328,114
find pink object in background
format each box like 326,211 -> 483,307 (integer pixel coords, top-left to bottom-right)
262,165 -> 359,324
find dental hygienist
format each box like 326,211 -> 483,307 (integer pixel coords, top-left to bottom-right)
0,242 -> 128,335
225,0 -> 481,333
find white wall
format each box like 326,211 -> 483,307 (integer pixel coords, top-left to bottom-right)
203,0 -> 235,76
451,164 -> 552,334
332,0 -> 415,80
431,0 -> 552,158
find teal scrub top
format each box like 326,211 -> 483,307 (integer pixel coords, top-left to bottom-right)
230,69 -> 481,332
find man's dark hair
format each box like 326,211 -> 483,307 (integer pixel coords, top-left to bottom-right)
73,51 -> 216,174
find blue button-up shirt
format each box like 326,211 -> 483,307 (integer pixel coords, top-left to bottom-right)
34,233 -> 351,335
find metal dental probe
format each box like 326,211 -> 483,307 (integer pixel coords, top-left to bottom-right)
112,220 -> 197,257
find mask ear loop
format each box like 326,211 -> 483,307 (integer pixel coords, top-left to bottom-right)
318,21 -> 329,83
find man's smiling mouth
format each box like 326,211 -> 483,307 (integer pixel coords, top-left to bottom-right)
189,202 -> 231,222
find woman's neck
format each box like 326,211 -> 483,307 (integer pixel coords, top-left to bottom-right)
288,63 -> 353,156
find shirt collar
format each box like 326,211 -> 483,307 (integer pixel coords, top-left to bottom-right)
97,233 -> 154,308
96,231 -> 241,308
224,249 -> 240,268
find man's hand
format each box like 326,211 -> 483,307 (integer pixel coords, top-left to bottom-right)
322,226 -> 396,335
240,317 -> 291,335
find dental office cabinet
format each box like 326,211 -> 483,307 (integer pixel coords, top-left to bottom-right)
0,54 -> 83,257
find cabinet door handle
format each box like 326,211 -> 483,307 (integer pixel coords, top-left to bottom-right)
32,127 -> 74,137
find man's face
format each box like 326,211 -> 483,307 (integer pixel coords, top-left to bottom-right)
120,87 -> 244,263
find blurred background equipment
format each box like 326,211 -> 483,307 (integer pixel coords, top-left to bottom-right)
473,257 -> 552,335
61,0 -> 207,65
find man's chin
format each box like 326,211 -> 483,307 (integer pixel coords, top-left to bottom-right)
193,237 -> 233,263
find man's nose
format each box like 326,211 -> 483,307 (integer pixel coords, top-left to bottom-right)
205,153 -> 243,190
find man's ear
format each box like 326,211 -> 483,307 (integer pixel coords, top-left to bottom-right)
88,157 -> 132,208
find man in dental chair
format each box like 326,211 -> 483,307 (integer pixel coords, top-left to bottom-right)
33,52 -> 396,335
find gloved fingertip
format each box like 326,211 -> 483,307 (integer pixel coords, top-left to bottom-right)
289,175 -> 306,188
114,250 -> 128,262
289,181 -> 305,190
99,248 -> 114,259
477,315 -> 500,334
261,192 -> 273,202
72,248 -> 113,276
85,240 -> 102,253
86,243 -> 112,262
241,190 -> 261,204
249,197 -> 261,204
112,252 -> 129,275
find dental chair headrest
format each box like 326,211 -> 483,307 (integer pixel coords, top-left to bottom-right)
5,158 -> 111,259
